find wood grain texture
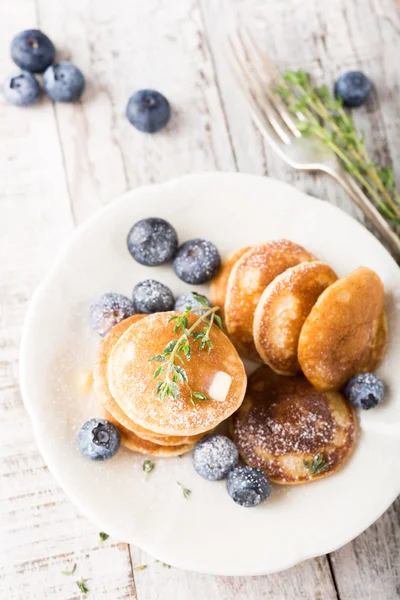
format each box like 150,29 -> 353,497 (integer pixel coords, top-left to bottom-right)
0,0 -> 399,598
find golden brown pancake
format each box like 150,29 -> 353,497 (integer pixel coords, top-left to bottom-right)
94,315 -> 206,446
101,408 -> 194,456
253,262 -> 337,375
298,267 -> 385,391
224,241 -> 316,360
210,247 -> 251,320
232,366 -> 356,484
108,311 -> 247,436
358,310 -> 388,373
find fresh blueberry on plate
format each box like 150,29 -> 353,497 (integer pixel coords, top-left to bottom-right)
127,217 -> 178,266
227,466 -> 271,507
334,71 -> 372,108
90,293 -> 135,336
132,279 -> 174,314
78,418 -> 121,461
11,29 -> 55,73
126,89 -> 171,133
3,71 -> 41,107
173,239 -> 221,285
193,435 -> 239,481
174,292 -> 211,314
43,62 -> 85,102
343,372 -> 384,410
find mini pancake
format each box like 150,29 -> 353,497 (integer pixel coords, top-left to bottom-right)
298,266 -> 385,391
232,366 -> 356,484
210,247 -> 251,320
253,261 -> 338,375
101,408 -> 194,456
94,315 -> 206,446
107,311 -> 247,436
224,240 -> 316,360
358,310 -> 388,373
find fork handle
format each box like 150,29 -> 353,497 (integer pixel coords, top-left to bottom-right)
330,170 -> 400,263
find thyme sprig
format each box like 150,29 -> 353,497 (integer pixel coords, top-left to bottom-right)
275,70 -> 400,228
149,295 -> 222,405
303,454 -> 329,476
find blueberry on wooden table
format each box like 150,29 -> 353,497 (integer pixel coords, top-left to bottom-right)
126,89 -> 171,133
90,293 -> 135,336
43,62 -> 85,102
3,71 -> 41,106
193,435 -> 239,481
127,217 -> 178,266
173,239 -> 221,284
132,279 -> 174,314
78,419 -> 121,461
334,71 -> 372,107
11,29 -> 55,73
343,373 -> 384,410
227,466 -> 271,507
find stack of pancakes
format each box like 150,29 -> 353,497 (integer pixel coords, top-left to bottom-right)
93,312 -> 246,456
212,240 -> 387,484
211,240 -> 387,390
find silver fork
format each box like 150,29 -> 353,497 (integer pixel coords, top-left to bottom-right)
226,29 -> 400,262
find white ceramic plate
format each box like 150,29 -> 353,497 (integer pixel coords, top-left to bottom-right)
20,172 -> 400,576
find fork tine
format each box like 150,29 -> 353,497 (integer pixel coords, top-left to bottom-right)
225,36 -> 293,158
227,33 -> 292,145
240,27 -> 302,137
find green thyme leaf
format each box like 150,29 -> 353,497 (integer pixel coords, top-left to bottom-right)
149,355 -> 166,363
191,391 -> 209,402
192,293 -> 209,307
99,532 -> 109,542
177,481 -> 192,499
134,564 -> 148,571
163,340 -> 178,355
214,314 -> 223,330
76,578 -> 89,594
170,382 -> 181,400
61,563 -> 76,576
174,365 -> 188,383
143,459 -> 155,474
153,365 -> 164,378
303,454 -> 329,476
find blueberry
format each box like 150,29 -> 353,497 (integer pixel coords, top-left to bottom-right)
3,71 -> 41,107
193,435 -> 239,481
334,71 -> 372,108
126,89 -> 170,133
175,292 -> 211,315
43,62 -> 85,102
227,466 -> 271,507
78,418 -> 121,461
343,372 -> 384,410
132,279 -> 174,314
127,218 -> 178,266
173,239 -> 221,285
90,293 -> 135,336
11,29 -> 55,73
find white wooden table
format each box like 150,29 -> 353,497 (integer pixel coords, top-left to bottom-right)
1,0 -> 399,598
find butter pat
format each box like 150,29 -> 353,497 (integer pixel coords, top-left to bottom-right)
208,371 -> 232,402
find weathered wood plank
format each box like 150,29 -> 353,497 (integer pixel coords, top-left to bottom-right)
329,497 -> 400,600
130,547 -> 338,600
36,0 -> 236,222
